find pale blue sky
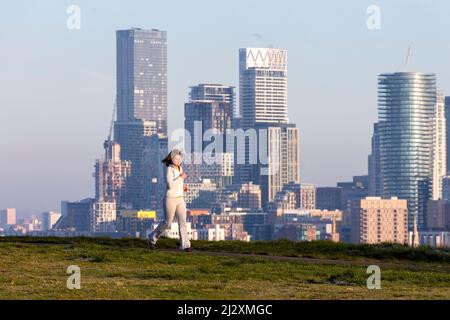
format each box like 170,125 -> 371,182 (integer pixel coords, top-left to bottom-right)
2,0 -> 450,217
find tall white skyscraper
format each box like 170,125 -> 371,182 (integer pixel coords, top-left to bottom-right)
432,89 -> 447,200
235,48 -> 299,207
239,48 -> 288,128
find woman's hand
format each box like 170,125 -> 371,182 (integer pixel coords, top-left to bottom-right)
184,185 -> 189,192
180,173 -> 187,180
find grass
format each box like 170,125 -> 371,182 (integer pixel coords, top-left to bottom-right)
0,237 -> 449,299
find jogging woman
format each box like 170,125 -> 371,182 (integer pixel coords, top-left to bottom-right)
148,149 -> 192,252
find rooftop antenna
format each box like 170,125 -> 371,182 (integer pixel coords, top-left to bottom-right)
252,33 -> 274,48
107,99 -> 116,142
403,43 -> 413,71
102,99 -> 116,160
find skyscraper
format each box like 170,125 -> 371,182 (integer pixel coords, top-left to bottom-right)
114,120 -> 165,210
189,84 -> 235,114
239,48 -> 288,127
253,122 -> 300,206
116,28 -> 168,137
115,28 -> 168,210
445,96 -> 450,174
432,89 -> 446,200
368,122 -> 381,196
184,90 -> 234,187
377,72 -> 437,228
235,48 -> 299,207
184,100 -> 233,154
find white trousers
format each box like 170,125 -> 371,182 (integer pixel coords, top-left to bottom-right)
149,197 -> 191,249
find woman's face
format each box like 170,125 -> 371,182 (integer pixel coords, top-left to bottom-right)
172,154 -> 182,167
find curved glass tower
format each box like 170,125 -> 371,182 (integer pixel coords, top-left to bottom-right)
378,72 -> 436,229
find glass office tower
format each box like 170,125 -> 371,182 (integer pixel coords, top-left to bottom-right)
189,84 -> 235,115
116,28 -> 167,137
115,28 -> 168,210
378,72 -> 437,229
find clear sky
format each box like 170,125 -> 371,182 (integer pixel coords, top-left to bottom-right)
2,0 -> 450,217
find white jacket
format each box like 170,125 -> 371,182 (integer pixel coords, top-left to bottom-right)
166,165 -> 185,197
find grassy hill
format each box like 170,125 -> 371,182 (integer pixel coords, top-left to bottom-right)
0,236 -> 449,299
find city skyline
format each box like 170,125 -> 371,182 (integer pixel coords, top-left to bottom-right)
3,1 -> 450,216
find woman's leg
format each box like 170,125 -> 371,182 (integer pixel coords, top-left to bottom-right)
175,198 -> 191,250
149,197 -> 176,244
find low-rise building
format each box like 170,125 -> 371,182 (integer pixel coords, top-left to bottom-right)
42,211 -> 61,231
273,223 -> 318,241
418,231 -> 450,247
150,222 -> 198,241
426,199 -> 450,230
117,210 -> 156,238
350,196 -> 408,245
198,224 -> 226,241
91,201 -> 116,232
